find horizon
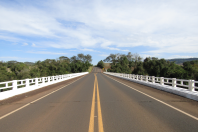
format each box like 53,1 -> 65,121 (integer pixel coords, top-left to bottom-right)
2,56 -> 198,64
1,0 -> 198,65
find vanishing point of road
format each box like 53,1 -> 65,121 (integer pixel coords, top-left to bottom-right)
0,67 -> 198,132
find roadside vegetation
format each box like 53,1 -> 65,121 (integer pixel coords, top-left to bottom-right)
97,60 -> 104,69
0,54 -> 92,82
101,52 -> 198,81
87,66 -> 93,73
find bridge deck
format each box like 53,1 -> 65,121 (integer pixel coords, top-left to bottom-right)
0,67 -> 198,132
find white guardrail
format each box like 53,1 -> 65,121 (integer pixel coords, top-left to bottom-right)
0,72 -> 88,100
104,72 -> 198,101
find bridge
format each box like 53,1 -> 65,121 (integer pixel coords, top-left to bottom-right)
0,67 -> 198,131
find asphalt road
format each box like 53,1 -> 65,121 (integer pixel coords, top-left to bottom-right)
0,67 -> 198,132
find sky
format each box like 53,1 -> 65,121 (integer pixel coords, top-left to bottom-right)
0,0 -> 198,65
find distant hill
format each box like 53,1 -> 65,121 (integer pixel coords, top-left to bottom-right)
24,62 -> 35,65
166,58 -> 198,64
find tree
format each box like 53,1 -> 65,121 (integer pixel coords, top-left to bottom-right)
84,54 -> 92,63
59,56 -> 70,63
0,54 -> 92,83
97,60 -> 104,68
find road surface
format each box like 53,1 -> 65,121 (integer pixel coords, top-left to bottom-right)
0,67 -> 198,132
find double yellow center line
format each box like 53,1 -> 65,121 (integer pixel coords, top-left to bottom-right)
88,73 -> 104,132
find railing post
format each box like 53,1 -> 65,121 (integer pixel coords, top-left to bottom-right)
12,80 -> 18,90
189,80 -> 195,91
172,78 -> 176,87
52,76 -> 54,82
48,76 -> 50,83
152,76 -> 155,83
160,77 -> 164,85
42,77 -> 45,84
35,78 -> 38,86
146,75 -> 148,82
5,83 -> 8,88
136,75 -> 138,80
140,75 -> 143,81
26,79 -> 30,87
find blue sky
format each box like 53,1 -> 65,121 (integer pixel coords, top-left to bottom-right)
0,0 -> 198,65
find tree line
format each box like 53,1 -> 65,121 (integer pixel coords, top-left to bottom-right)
102,52 -> 198,81
0,54 -> 92,82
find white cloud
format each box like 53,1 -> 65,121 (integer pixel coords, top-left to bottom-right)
0,34 -> 21,42
0,56 -> 20,59
0,0 -> 197,55
104,47 -> 129,52
98,54 -> 109,57
0,56 -> 39,62
80,48 -> 95,52
80,48 -> 102,52
0,56 -> 30,61
32,43 -> 36,47
27,51 -> 67,55
22,43 -> 28,46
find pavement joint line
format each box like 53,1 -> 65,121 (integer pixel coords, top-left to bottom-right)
104,74 -> 198,121
0,75 -> 86,120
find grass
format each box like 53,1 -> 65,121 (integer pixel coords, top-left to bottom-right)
104,63 -> 111,70
87,66 -> 93,73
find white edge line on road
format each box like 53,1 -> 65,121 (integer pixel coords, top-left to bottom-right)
104,74 -> 198,121
0,75 -> 87,120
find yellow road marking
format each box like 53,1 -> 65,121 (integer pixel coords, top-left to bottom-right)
104,74 -> 198,121
88,74 -> 96,132
88,73 -> 104,132
96,75 -> 104,132
0,75 -> 86,120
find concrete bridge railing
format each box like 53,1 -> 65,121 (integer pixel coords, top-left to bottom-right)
104,72 -> 198,101
0,72 -> 88,100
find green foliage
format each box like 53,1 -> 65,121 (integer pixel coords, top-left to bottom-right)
183,60 -> 198,80
107,56 -> 132,74
133,57 -> 197,80
0,62 -> 15,82
97,60 -> 104,68
104,52 -> 142,74
104,53 -> 198,81
0,54 -> 92,82
87,66 -> 93,73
